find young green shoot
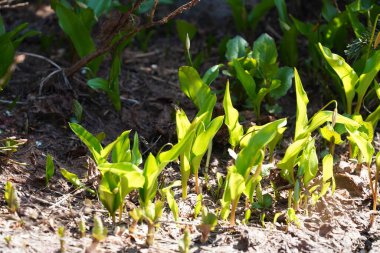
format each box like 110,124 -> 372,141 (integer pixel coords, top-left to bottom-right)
57,226 -> 65,253
86,215 -> 107,253
197,207 -> 218,243
179,226 -> 191,253
45,154 -> 54,186
4,181 -> 19,213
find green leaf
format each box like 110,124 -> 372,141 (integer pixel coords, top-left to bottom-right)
178,66 -> 217,122
366,104 -> 380,128
202,64 -> 222,85
176,19 -> 197,46
194,193 -> 203,218
111,131 -> 131,163
53,2 -> 98,72
299,139 -> 318,186
318,43 -> 358,114
97,162 -> 143,177
98,171 -> 121,217
270,67 -> 294,99
322,0 -> 338,22
294,68 -> 309,140
175,108 -> 191,141
140,153 -> 160,205
132,132 -> 142,166
320,125 -> 343,144
252,33 -> 278,77
192,116 -> 224,157
346,126 -> 375,165
225,36 -> 248,61
87,78 -> 109,92
5,181 -> 19,213
233,59 -> 257,105
162,181 -> 181,221
46,154 -> 55,185
278,136 -> 309,184
0,34 -> 15,78
60,168 -> 83,188
235,119 -> 287,178
225,169 -> 245,202
72,99 -> 83,122
87,0 -> 112,18
355,50 -> 380,113
247,0 -> 275,31
223,80 -> 244,148
320,154 -> 335,196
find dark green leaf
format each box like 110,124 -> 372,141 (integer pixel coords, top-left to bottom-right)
225,36 -> 248,61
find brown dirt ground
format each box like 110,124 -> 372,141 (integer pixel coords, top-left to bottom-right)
1,2 -> 380,253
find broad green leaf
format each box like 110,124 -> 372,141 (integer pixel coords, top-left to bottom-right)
321,0 -> 338,22
175,108 -> 191,141
192,116 -> 224,157
299,139 -> 318,186
98,171 -> 120,217
235,118 -> 287,178
178,66 -> 216,122
102,130 -> 131,163
243,175 -> 261,203
45,154 -> 54,185
355,50 -> 380,113
202,64 -> 222,85
223,80 -> 244,148
176,19 -> 197,46
347,5 -> 367,38
225,170 -> 245,201
140,153 -> 160,205
320,125 -> 343,144
132,132 -> 142,166
54,2 -> 98,72
320,154 -> 335,196
119,172 -> 144,198
225,36 -> 248,61
346,126 -> 375,165
60,168 -> 83,187
303,110 -> 360,138
270,67 -> 294,99
87,78 -> 109,91
252,33 -> 278,77
233,59 -> 257,103
97,162 -> 143,178
69,123 -> 104,164
318,43 -> 358,114
0,34 -> 15,78
194,193 -> 203,218
294,68 -> 309,140
111,131 -> 131,163
278,136 -> 309,183
274,0 -> 288,24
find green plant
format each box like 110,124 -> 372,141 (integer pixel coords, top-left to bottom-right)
45,154 -> 55,186
78,217 -> 86,238
4,235 -> 11,247
58,226 -> 65,253
178,226 -> 191,253
86,215 -> 107,252
226,0 -> 276,34
319,44 -> 380,116
71,99 -> 83,123
197,207 -> 218,243
142,200 -> 164,246
176,19 -> 197,66
0,16 -> 37,90
4,181 -> 19,213
278,69 -> 372,210
176,67 -> 224,196
0,137 -> 27,163
224,34 -> 293,118
161,180 -> 181,221
60,168 -> 96,195
52,0 -> 199,110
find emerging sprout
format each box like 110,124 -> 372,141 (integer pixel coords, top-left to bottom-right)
5,181 -> 19,213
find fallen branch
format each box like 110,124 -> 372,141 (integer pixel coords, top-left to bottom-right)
65,0 -> 200,77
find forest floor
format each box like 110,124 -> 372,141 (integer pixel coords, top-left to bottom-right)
1,1 -> 380,252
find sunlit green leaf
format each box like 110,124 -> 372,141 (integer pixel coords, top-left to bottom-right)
225,36 -> 248,61
46,154 -> 55,186
294,68 -> 309,140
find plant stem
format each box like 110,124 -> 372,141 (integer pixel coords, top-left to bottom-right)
146,223 -> 155,246
230,197 -> 239,226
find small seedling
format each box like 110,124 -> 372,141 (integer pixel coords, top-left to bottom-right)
45,154 -> 55,186
78,217 -> 86,238
4,235 -> 11,247
129,208 -> 142,234
193,194 -> 203,218
4,181 -> 19,213
197,208 -> 218,243
86,215 -> 107,253
179,226 -> 191,253
142,201 -> 164,246
57,226 -> 65,253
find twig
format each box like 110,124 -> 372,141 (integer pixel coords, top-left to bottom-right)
65,0 -> 200,77
17,52 -> 71,94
